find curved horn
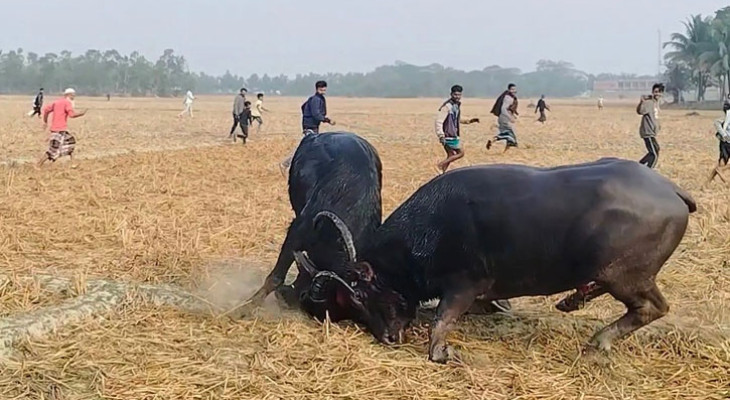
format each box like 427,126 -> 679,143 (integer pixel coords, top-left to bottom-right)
309,270 -> 355,303
293,251 -> 318,276
315,211 -> 357,262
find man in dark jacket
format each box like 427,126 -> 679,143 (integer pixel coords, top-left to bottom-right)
280,80 -> 336,176
301,80 -> 335,133
29,88 -> 44,118
535,94 -> 550,123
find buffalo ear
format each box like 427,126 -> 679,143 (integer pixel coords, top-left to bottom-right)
354,262 -> 375,283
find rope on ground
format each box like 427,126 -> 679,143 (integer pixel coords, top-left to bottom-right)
0,274 -> 218,358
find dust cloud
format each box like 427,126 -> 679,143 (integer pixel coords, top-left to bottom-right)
193,258 -> 293,318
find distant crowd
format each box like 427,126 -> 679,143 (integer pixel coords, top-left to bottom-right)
27,80 -> 730,185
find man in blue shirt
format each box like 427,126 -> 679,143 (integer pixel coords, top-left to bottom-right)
301,80 -> 335,133
280,80 -> 336,176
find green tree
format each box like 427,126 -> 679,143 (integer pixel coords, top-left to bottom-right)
664,14 -> 715,101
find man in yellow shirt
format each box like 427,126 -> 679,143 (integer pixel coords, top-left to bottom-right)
251,93 -> 269,134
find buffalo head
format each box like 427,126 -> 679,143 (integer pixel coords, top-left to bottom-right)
295,211 -> 413,345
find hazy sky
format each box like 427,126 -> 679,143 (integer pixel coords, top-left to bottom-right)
2,0 -> 727,77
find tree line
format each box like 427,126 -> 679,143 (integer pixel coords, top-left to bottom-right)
0,48 -> 651,99
663,6 -> 730,102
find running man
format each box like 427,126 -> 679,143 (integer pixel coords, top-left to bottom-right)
706,100 -> 730,185
251,93 -> 269,134
37,88 -> 87,168
234,101 -> 253,144
230,88 -> 248,138
535,94 -> 550,123
636,83 -> 664,169
487,83 -> 519,152
178,90 -> 195,118
434,85 -> 479,173
279,80 -> 335,175
28,88 -> 44,118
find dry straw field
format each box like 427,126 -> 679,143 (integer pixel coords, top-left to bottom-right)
0,94 -> 728,399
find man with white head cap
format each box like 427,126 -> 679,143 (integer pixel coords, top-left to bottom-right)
178,89 -> 195,118
37,88 -> 87,168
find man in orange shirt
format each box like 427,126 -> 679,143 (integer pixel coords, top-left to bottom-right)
37,88 -> 87,168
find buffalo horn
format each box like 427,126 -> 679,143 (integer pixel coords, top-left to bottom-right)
309,270 -> 355,303
293,251 -> 318,276
314,211 -> 357,262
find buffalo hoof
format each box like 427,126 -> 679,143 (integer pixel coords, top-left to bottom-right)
581,344 -> 612,366
273,286 -> 300,310
429,344 -> 458,364
491,299 -> 512,313
468,298 -> 512,315
555,294 -> 584,313
226,305 -> 250,320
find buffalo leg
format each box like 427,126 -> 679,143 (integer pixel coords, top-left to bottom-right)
555,282 -> 608,313
467,296 -> 511,314
230,220 -> 302,318
587,280 -> 668,352
429,288 -> 478,363
274,272 -> 310,310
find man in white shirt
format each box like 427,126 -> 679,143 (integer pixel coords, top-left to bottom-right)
251,93 -> 269,134
707,100 -> 730,185
178,90 -> 195,118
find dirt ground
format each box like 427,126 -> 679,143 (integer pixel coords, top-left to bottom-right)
0,94 -> 728,399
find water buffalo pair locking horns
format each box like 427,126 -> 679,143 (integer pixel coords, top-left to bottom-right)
291,157 -> 697,363
234,130 -> 510,322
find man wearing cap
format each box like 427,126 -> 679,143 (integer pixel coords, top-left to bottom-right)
37,88 -> 87,168
178,89 -> 195,118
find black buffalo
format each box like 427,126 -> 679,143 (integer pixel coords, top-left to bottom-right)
235,131 -> 383,321
295,158 -> 697,362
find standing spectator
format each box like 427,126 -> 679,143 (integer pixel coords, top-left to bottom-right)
636,83 -> 664,169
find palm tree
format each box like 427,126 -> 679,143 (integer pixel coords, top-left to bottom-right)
700,29 -> 729,99
664,14 -> 715,101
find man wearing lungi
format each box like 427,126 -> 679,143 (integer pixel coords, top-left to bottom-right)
37,88 -> 87,168
487,83 -> 519,152
435,84 -> 479,173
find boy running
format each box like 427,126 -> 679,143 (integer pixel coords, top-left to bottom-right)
434,85 -> 479,173
707,100 -> 730,185
251,93 -> 269,134
234,101 -> 253,144
636,83 -> 664,169
28,88 -> 44,118
37,88 -> 87,168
